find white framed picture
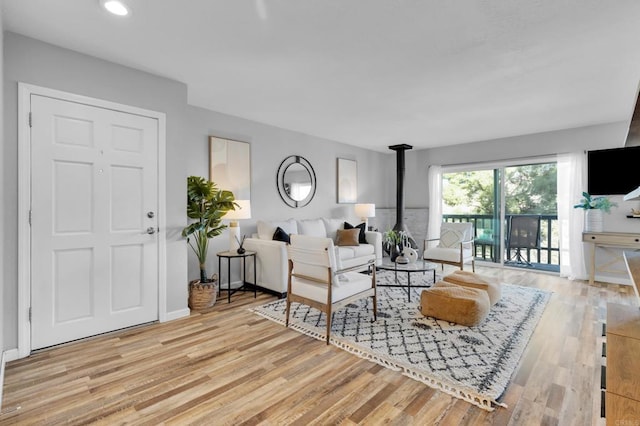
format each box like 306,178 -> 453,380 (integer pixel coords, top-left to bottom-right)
337,158 -> 357,203
209,136 -> 251,200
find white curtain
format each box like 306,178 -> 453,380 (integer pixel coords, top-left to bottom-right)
427,165 -> 443,240
557,151 -> 587,280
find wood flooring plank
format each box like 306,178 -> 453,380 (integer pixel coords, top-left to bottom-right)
239,355 -> 372,425
403,386 -> 437,417
348,381 -> 402,423
0,267 -> 633,425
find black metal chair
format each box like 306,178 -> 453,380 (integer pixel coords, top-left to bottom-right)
505,215 -> 541,266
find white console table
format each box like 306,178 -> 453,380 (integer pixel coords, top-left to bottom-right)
582,232 -> 640,285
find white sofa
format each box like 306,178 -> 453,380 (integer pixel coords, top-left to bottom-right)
244,218 -> 382,297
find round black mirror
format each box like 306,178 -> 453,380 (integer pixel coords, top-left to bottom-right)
277,155 -> 316,207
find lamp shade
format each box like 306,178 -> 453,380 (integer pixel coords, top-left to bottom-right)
355,203 -> 375,218
224,199 -> 252,220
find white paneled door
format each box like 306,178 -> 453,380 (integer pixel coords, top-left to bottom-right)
30,95 -> 159,350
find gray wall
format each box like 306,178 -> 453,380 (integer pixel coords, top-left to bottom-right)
2,30 -> 634,352
2,33 -> 190,350
2,32 -> 389,350
183,104 -> 388,279
399,121 -> 631,210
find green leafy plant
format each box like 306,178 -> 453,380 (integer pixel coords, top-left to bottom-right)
383,229 -> 408,249
573,192 -> 617,213
182,176 -> 237,283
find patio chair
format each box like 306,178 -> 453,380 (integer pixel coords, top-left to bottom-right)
505,215 -> 541,266
286,234 -> 377,344
423,222 -> 475,271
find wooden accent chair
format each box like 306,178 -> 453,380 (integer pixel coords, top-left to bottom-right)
286,234 -> 377,344
423,222 -> 475,271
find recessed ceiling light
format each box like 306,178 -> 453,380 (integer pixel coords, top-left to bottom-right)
100,0 -> 130,16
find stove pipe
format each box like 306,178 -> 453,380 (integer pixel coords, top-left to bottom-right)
388,144 -> 417,248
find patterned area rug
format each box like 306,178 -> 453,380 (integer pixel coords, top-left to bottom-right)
249,271 -> 551,411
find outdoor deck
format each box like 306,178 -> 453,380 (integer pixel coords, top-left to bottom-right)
444,214 -> 560,273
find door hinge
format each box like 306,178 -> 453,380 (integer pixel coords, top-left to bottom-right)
28,307 -> 32,322
28,210 -> 32,226
28,112 -> 32,128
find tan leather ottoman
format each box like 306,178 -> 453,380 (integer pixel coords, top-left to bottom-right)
420,281 -> 490,326
442,270 -> 502,305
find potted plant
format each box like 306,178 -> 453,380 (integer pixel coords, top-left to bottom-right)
574,191 -> 617,233
182,176 -> 237,310
383,229 -> 408,262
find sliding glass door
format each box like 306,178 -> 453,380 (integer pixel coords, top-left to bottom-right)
441,159 -> 559,271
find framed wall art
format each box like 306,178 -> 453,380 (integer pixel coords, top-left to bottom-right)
337,158 -> 357,203
209,136 -> 251,200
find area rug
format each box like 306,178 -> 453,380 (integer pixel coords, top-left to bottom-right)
249,271 -> 551,411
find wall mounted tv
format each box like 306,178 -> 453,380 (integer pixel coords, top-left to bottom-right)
587,145 -> 640,195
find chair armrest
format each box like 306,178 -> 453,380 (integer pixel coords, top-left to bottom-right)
460,237 -> 474,245
424,238 -> 440,251
335,259 -> 375,275
458,238 -> 475,257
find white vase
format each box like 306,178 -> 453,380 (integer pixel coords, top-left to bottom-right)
585,209 -> 604,232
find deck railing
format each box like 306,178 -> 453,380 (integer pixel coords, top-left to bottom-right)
442,214 -> 560,268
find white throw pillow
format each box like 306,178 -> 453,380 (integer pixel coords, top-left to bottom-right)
322,218 -> 345,241
256,219 -> 298,240
437,223 -> 473,248
298,218 -> 327,237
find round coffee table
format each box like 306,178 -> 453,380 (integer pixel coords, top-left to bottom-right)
377,259 -> 437,302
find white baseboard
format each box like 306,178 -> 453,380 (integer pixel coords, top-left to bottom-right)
3,349 -> 19,363
0,351 -> 6,410
164,308 -> 190,322
0,349 -> 24,415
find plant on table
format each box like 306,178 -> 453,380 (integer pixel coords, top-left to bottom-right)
182,176 -> 237,283
383,229 -> 408,246
383,229 -> 409,258
573,192 -> 617,213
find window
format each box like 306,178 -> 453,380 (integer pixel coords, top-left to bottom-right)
441,159 -> 559,271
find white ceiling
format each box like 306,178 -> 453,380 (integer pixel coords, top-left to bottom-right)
4,0 -> 640,152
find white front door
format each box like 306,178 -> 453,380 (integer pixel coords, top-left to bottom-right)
30,94 -> 159,350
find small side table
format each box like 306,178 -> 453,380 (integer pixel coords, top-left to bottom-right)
216,250 -> 257,303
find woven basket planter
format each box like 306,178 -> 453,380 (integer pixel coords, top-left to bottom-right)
188,273 -> 218,311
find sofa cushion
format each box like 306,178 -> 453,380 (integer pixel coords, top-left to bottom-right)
272,227 -> 291,244
333,246 -> 349,282
336,244 -> 375,261
336,246 -> 356,261
336,229 -> 360,246
344,221 -> 367,244
292,271 -> 372,303
423,246 -> 473,263
298,218 -> 327,237
322,218 -> 345,241
257,219 -> 298,240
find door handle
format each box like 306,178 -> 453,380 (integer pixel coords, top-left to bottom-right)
146,227 -> 157,235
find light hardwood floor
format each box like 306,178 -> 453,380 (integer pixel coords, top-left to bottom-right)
0,265 -> 635,425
